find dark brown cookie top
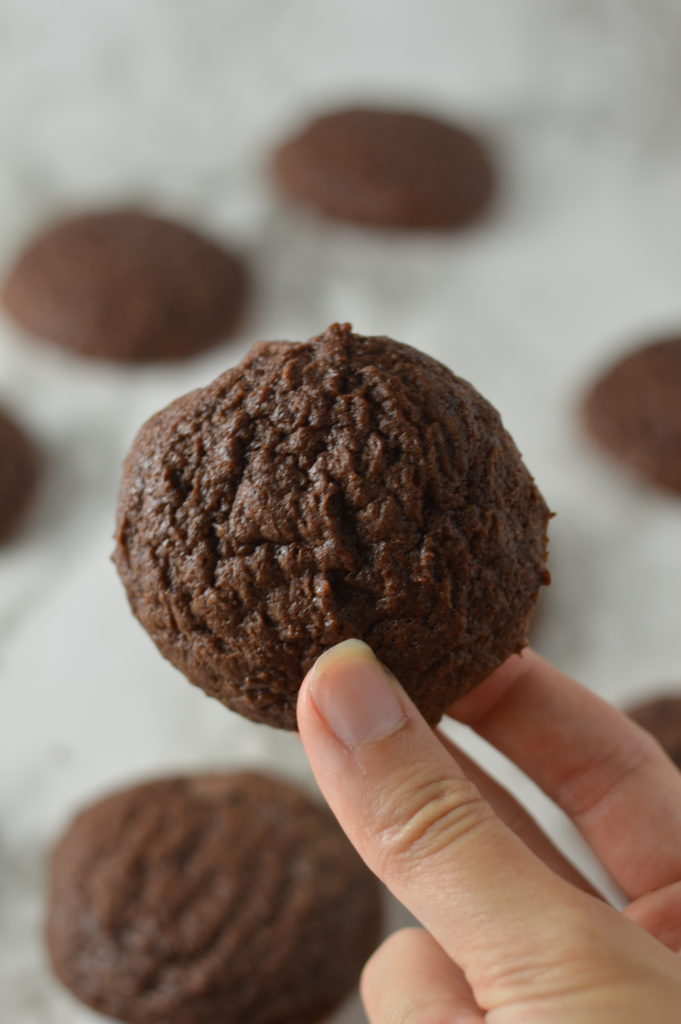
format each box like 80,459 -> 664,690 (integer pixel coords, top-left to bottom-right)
114,322 -> 550,729
0,408 -> 39,542
2,210 -> 248,362
47,772 -> 382,1024
582,336 -> 681,493
628,694 -> 681,768
273,107 -> 494,229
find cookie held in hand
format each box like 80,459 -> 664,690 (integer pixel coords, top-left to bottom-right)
2,210 -> 248,362
114,323 -> 550,729
47,772 -> 382,1024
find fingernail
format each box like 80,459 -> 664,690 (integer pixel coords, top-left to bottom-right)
307,639 -> 407,748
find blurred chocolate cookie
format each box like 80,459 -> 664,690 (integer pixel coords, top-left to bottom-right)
2,210 -> 248,362
628,694 -> 681,768
114,322 -> 549,729
273,107 -> 494,229
47,771 -> 382,1024
583,336 -> 681,492
0,408 -> 38,541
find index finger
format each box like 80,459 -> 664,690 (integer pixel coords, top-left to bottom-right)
296,639 -> 604,1004
450,649 -> 681,898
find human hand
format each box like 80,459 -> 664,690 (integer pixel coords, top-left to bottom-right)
297,640 -> 681,1022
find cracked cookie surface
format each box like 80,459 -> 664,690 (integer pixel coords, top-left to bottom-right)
114,323 -> 550,728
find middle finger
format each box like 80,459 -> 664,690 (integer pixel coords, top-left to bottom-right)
451,650 -> 681,899
437,730 -> 597,895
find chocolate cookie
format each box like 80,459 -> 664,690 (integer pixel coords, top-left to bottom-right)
273,107 -> 494,229
2,210 -> 248,362
47,772 -> 381,1024
114,322 -> 550,729
0,408 -> 39,542
583,336 -> 681,492
628,694 -> 681,768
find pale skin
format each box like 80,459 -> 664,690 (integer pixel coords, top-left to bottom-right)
296,640 -> 681,1022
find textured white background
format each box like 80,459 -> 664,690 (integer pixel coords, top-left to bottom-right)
1,1 -> 681,1020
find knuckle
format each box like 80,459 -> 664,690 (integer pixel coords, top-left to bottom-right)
555,731 -> 656,821
360,930 -> 402,991
476,904 -> 624,1003
361,929 -> 458,1024
359,929 -> 415,1005
372,767 -> 492,878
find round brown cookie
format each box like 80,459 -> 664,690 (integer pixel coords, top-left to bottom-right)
114,322 -> 550,729
273,107 -> 494,229
627,694 -> 681,768
582,336 -> 681,492
2,210 -> 248,362
47,771 -> 382,1024
0,408 -> 39,542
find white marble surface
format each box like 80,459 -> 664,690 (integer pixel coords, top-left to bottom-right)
2,1 -> 681,1020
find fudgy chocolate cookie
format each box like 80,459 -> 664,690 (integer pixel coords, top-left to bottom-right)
47,772 -> 382,1024
628,694 -> 681,768
2,210 -> 248,362
0,408 -> 38,542
583,336 -> 681,492
273,107 -> 494,229
114,323 -> 550,729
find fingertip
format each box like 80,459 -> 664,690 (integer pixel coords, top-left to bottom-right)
361,927 -> 484,1024
298,639 -> 409,749
295,658 -> 328,740
295,669 -> 313,731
